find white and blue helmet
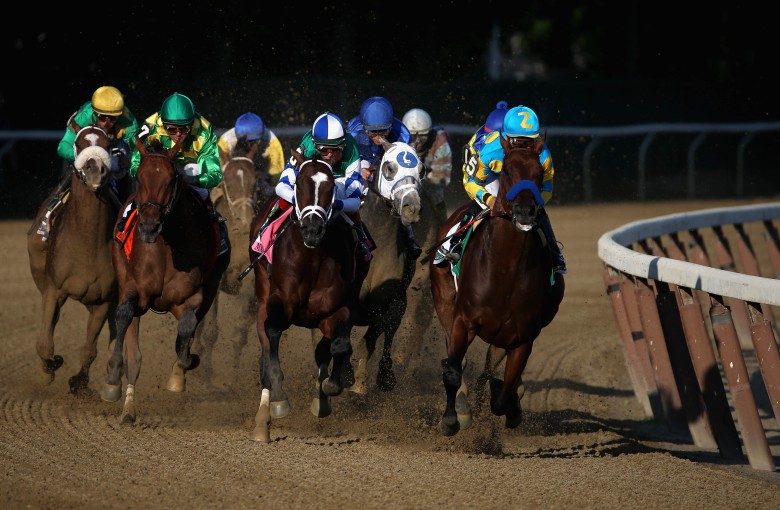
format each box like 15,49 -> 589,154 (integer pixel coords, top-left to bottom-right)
503,105 -> 540,138
235,112 -> 265,141
311,112 -> 346,146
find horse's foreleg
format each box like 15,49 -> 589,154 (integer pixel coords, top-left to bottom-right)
68,302 -> 110,394
166,309 -> 201,393
193,292 -> 219,386
475,345 -> 508,412
376,301 -> 405,393
35,290 -> 65,384
102,298 -> 133,402
492,341 -> 533,429
264,323 -> 289,418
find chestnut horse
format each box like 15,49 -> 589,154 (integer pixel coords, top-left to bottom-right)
26,122 -> 120,393
429,135 -> 565,436
249,152 -> 369,442
101,139 -> 229,424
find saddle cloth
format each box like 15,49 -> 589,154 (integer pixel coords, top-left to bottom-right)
251,207 -> 294,263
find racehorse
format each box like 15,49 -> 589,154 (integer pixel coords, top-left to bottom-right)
101,139 -> 230,424
249,151 -> 369,442
26,122 -> 120,393
195,146 -> 266,385
429,135 -> 565,436
349,140 -> 422,393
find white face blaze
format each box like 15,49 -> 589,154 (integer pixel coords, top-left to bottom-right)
310,171 -> 330,205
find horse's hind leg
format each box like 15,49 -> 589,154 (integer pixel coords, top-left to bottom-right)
440,320 -> 470,436
348,326 -> 380,395
102,298 -> 133,403
322,325 -> 352,397
193,292 -> 219,386
68,302 -> 110,394
167,309 -> 201,393
35,290 -> 66,385
311,335 -> 333,418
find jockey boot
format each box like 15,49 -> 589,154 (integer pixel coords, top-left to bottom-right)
350,212 -> 373,262
253,199 -> 281,243
405,225 -> 422,260
203,195 -> 230,255
36,172 -> 72,241
436,202 -> 481,265
538,208 -> 566,275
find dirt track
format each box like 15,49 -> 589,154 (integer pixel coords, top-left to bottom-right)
1,199 -> 778,509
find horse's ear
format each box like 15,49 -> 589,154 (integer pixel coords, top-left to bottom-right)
533,136 -> 545,154
499,134 -> 511,153
134,136 -> 146,155
380,137 -> 392,151
168,141 -> 180,159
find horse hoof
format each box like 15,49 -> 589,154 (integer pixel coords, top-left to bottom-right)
47,355 -> 64,372
68,374 -> 89,394
251,424 -> 271,443
505,411 -> 523,429
376,371 -> 396,392
322,378 -> 343,397
311,398 -> 332,418
100,383 -> 122,402
347,382 -> 367,395
439,418 -> 460,437
120,413 -> 136,425
270,400 -> 290,419
35,370 -> 55,386
166,375 -> 186,392
455,393 -> 473,430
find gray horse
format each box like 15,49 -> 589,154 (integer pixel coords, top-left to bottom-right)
348,141 -> 423,393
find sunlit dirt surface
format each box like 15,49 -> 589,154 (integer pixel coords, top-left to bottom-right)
2,199 -> 778,508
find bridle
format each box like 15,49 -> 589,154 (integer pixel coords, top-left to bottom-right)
137,153 -> 181,223
72,125 -> 111,188
494,145 -> 544,221
293,159 -> 335,225
217,156 -> 256,224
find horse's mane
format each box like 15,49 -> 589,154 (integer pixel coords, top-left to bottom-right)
146,139 -> 168,154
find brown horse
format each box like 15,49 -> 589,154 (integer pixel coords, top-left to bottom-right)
249,152 -> 369,442
26,122 -> 120,393
195,149 -> 264,385
101,139 -> 230,424
430,135 -> 565,436
349,141 -> 422,393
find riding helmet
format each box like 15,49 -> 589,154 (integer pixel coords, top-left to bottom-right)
311,112 -> 346,146
359,96 -> 393,131
91,86 -> 125,116
160,92 -> 196,126
502,105 -> 540,138
235,112 -> 265,141
485,100 -> 509,132
402,108 -> 432,135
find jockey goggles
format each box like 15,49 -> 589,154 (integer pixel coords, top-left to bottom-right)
164,124 -> 191,135
315,143 -> 345,154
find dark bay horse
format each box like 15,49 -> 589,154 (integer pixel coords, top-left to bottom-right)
195,148 -> 265,385
349,141 -> 422,393
249,152 -> 369,442
26,122 -> 120,393
429,135 -> 565,436
101,139 -> 230,423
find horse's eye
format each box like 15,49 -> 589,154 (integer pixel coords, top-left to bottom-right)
383,162 -> 397,180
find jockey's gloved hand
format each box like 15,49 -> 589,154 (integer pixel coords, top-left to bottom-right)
333,199 -> 344,212
181,163 -> 201,185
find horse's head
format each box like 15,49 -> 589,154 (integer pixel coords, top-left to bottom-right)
498,135 -> 546,232
133,138 -> 181,243
291,151 -> 335,248
375,140 -> 422,227
71,120 -> 112,192
220,157 -> 257,228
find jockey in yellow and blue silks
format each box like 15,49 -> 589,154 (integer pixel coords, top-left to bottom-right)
436,104 -> 566,275
123,92 -> 228,255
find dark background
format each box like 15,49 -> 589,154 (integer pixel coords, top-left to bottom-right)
1,2 -> 778,216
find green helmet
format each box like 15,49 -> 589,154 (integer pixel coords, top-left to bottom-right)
160,92 -> 195,126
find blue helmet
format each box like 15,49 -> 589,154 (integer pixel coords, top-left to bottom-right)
359,96 -> 393,131
311,112 -> 346,146
502,105 -> 540,138
485,100 -> 509,132
235,112 -> 265,141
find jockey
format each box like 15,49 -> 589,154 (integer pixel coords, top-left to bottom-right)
436,104 -> 567,275
217,112 -> 285,205
347,96 -> 420,258
266,112 -> 373,261
37,86 -> 139,240
402,107 -> 453,225
125,92 -> 229,255
463,100 -> 509,169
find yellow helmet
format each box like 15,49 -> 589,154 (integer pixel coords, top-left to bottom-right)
91,86 -> 125,116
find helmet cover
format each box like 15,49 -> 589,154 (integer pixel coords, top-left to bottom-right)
402,108 -> 432,135
502,105 -> 540,138
92,86 -> 124,116
311,112 -> 346,146
235,112 -> 265,141
359,96 -> 393,131
160,92 -> 196,126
